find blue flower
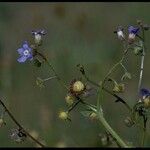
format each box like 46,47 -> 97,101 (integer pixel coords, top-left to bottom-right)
17,41 -> 33,63
128,26 -> 140,35
140,88 -> 150,98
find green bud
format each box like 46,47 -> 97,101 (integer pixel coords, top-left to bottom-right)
36,77 -> 45,88
77,64 -> 85,75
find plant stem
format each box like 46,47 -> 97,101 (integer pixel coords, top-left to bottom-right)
84,74 -> 132,112
0,99 -> 45,147
36,51 -> 68,90
137,46 -> 145,93
96,111 -> 129,148
43,76 -> 57,82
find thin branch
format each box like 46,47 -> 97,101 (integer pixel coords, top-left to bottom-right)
84,74 -> 132,112
0,99 -> 45,147
35,51 -> 68,90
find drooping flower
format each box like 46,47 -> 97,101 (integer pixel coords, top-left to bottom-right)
31,29 -> 46,44
128,26 -> 140,43
140,88 -> 150,98
116,26 -> 125,40
140,88 -> 150,108
17,41 -> 33,63
128,26 -> 140,35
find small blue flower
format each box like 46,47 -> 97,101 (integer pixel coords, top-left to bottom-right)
140,88 -> 150,98
17,41 -> 33,63
128,26 -> 140,35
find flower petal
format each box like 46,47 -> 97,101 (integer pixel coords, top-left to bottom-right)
23,41 -> 29,50
128,26 -> 139,35
17,56 -> 27,63
140,88 -> 150,97
27,54 -> 33,61
17,48 -> 24,55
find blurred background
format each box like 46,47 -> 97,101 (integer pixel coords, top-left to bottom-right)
0,2 -> 150,147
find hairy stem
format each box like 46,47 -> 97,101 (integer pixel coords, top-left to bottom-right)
0,99 -> 45,147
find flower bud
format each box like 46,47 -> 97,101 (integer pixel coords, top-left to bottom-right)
34,34 -> 42,45
65,94 -> 74,106
113,83 -> 125,93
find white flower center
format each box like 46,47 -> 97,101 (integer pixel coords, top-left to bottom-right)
23,50 -> 29,56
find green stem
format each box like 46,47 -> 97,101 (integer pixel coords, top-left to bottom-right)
46,60 -> 68,90
36,51 -> 68,90
97,112 -> 129,148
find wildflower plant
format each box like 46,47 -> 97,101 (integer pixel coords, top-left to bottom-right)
0,20 -> 150,147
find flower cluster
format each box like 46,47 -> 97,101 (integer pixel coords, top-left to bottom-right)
17,29 -> 46,63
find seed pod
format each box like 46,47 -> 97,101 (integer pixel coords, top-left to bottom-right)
58,111 -> 68,120
143,97 -> 150,108
65,94 -> 74,106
